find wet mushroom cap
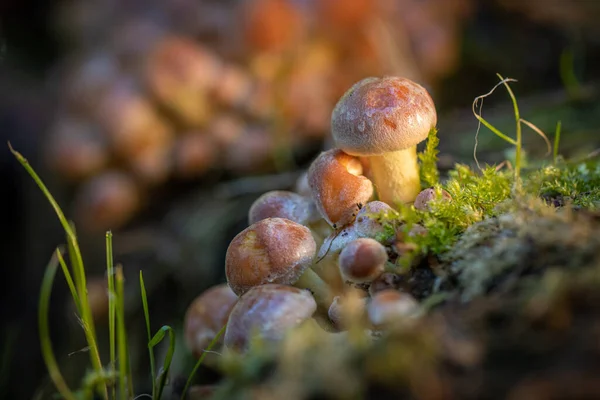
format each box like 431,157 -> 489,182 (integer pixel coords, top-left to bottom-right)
308,149 -> 373,227
225,217 -> 316,296
184,284 -> 238,357
339,238 -> 388,284
224,284 -> 317,352
331,76 -> 437,156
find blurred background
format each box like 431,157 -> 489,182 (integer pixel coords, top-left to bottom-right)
1,0 -> 600,398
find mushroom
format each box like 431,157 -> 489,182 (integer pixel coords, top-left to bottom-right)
224,284 -> 317,353
294,171 -> 311,197
173,132 -> 218,179
331,76 -> 438,206
328,289 -> 368,331
248,190 -> 330,246
145,36 -> 221,127
46,117 -> 108,182
75,171 -> 141,233
184,284 -> 238,362
225,217 -> 332,310
95,78 -> 173,163
367,289 -> 420,328
339,238 -> 388,285
248,190 -> 318,226
308,148 -> 373,228
413,187 -> 452,211
314,200 -> 396,290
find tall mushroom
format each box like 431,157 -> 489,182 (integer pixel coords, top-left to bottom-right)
331,76 -> 437,206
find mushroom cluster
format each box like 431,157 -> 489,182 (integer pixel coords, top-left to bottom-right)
47,0 -> 472,233
183,75 -> 453,359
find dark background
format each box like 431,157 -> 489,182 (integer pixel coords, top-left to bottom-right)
1,0 -> 599,398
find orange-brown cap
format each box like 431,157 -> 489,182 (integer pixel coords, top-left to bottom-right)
331,76 -> 437,156
225,218 -> 316,296
307,149 -> 373,227
224,284 -> 316,352
339,238 -> 388,284
184,284 -> 238,358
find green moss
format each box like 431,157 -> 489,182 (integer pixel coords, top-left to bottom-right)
419,128 -> 440,188
526,161 -> 600,209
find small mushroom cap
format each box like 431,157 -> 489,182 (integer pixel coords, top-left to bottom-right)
414,187 -> 452,211
224,284 -> 317,352
308,149 -> 373,227
331,76 -> 437,156
328,290 -> 367,330
339,238 -> 388,284
248,190 -> 319,226
225,217 -> 316,296
184,284 -> 238,357
367,290 -> 420,327
354,201 -> 396,240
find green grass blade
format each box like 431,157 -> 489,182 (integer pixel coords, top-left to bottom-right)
473,114 -> 518,146
140,271 -> 157,399
39,249 -> 77,400
115,266 -> 131,399
106,231 -> 116,399
9,144 -> 107,398
554,121 -> 562,165
180,324 -> 227,400
497,73 -> 522,180
149,326 -> 176,400
57,250 -> 81,314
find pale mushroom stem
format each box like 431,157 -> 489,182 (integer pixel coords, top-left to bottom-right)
295,268 -> 334,311
368,145 -> 420,206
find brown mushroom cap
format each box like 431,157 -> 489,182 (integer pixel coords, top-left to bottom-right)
248,190 -> 319,226
224,284 -> 317,352
331,76 -> 437,156
308,149 -> 373,227
184,284 -> 238,358
339,238 -> 388,284
225,217 -> 317,296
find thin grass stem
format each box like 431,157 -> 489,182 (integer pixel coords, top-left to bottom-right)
139,271 -> 157,398
106,231 -> 116,399
180,325 -> 227,400
39,250 -> 77,400
115,266 -> 129,399
554,121 -> 562,165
